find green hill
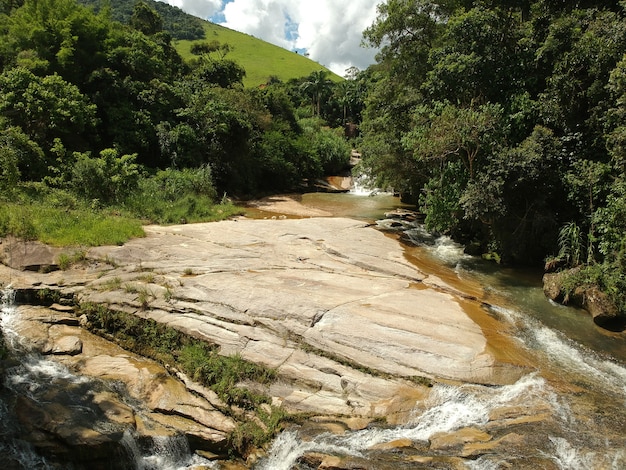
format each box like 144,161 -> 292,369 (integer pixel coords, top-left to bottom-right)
80,0 -> 340,87
175,22 -> 342,87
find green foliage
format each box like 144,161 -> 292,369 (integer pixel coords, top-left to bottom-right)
79,0 -> 205,41
70,148 -> 141,204
179,344 -> 275,408
0,67 -> 98,151
57,249 -> 87,270
79,303 -> 283,450
0,199 -> 144,245
300,70 -> 333,116
0,124 -> 45,181
0,136 -> 20,196
124,166 -> 244,224
558,222 -> 585,268
190,58 -> 246,88
3,0 -> 111,82
360,0 -> 626,276
130,0 -> 162,36
420,160 -> 466,234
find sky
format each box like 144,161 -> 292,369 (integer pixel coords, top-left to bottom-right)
161,0 -> 381,76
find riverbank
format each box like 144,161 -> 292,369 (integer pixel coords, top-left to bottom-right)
3,209 -> 624,469
243,194 -> 334,217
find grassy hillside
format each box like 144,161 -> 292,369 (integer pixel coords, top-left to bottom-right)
175,21 -> 342,87
80,0 -> 340,87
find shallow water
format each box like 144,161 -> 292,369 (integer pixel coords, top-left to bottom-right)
253,192 -> 626,470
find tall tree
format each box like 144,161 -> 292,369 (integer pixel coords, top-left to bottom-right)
300,70 -> 332,116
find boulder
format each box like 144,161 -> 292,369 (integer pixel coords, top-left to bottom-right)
578,285 -> 625,331
43,335 -> 83,355
543,268 -> 624,331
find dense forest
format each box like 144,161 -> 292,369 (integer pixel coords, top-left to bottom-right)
0,0 -> 359,233
1,0 -> 625,314
357,0 -> 626,314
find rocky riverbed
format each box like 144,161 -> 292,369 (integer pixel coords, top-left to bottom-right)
2,214 -> 604,468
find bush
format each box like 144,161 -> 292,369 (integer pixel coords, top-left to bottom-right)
124,166 -> 242,224
71,148 -> 141,204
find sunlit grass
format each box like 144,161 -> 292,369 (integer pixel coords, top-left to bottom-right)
175,22 -> 342,87
0,202 -> 145,246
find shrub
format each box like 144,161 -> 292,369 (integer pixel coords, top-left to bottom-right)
71,148 -> 141,204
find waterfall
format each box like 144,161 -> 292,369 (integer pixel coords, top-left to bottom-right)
0,286 -> 216,470
256,374 -> 552,470
349,173 -> 389,196
491,304 -> 626,402
125,433 -> 217,470
1,285 -> 55,469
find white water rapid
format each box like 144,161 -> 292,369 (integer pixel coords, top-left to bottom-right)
255,224 -> 626,470
0,286 -> 217,470
256,374 -> 552,470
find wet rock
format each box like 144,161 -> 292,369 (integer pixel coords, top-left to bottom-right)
43,335 -> 83,355
578,285 -> 625,331
12,306 -> 237,455
370,438 -> 413,450
543,269 -> 625,331
14,393 -> 130,467
429,427 -> 491,451
542,271 -> 569,303
461,432 -> 524,457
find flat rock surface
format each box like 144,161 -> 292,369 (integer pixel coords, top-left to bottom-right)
4,217 -> 531,418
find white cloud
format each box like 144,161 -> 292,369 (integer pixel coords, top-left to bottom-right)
159,0 -> 380,76
163,0 -> 223,20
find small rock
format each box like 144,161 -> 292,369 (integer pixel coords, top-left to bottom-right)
49,303 -> 75,313
45,336 -> 83,355
79,314 -> 90,328
370,437 -> 413,450
430,427 -> 491,451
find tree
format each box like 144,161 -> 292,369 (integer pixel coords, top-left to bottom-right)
3,0 -> 110,84
300,70 -> 332,116
362,0 -> 450,84
0,67 -> 97,154
404,102 -> 503,181
0,121 -> 45,181
130,0 -> 163,35
190,40 -> 232,59
191,58 -> 246,88
423,6 -> 530,106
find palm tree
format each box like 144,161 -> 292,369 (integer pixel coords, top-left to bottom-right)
300,70 -> 332,116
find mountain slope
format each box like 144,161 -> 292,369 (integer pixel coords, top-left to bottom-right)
175,21 -> 342,87
80,0 -> 340,87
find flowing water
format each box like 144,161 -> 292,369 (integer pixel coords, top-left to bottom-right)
0,287 -> 217,470
253,192 -> 626,470
2,191 -> 625,469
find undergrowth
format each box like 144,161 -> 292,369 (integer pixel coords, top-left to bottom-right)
78,303 -> 283,455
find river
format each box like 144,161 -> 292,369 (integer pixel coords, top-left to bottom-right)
251,191 -> 626,470
0,286 -> 220,470
1,190 -> 625,469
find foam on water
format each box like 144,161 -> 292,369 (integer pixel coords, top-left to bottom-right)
403,225 -> 472,268
122,431 -> 217,470
256,374 -> 550,469
548,437 -> 626,470
491,305 -> 626,401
